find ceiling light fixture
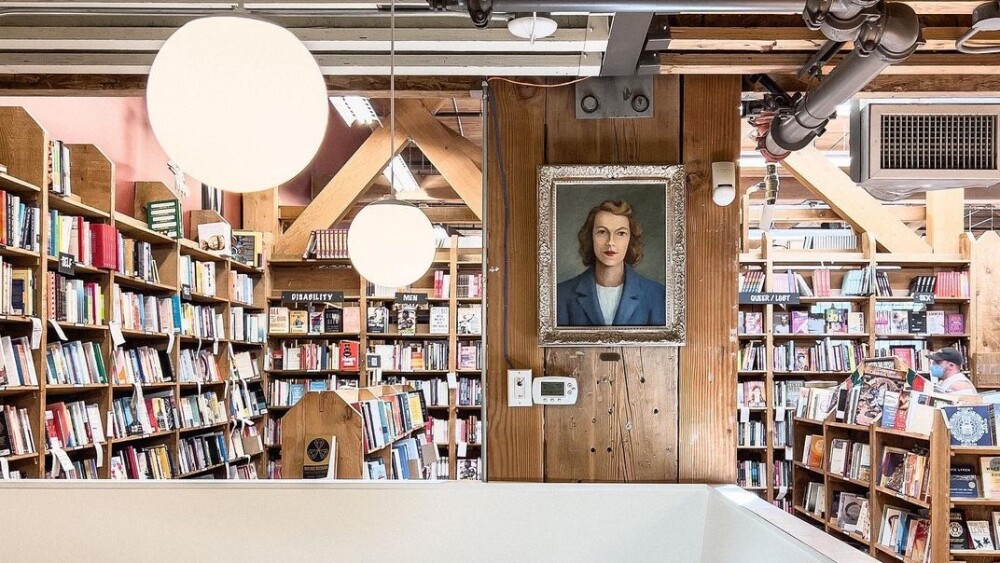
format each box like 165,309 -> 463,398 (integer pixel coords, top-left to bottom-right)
507,12 -> 558,43
146,16 -> 329,193
331,96 -> 381,127
347,0 -> 436,288
383,155 -> 421,193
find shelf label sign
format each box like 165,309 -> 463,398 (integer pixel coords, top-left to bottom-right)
738,292 -> 800,305
280,291 -> 344,305
181,285 -> 192,300
396,292 -> 427,304
912,292 -> 935,305
57,252 -> 75,275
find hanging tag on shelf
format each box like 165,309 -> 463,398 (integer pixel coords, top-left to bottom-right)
775,406 -> 786,422
739,406 -> 750,423
49,319 -> 68,341
167,332 -> 175,354
93,442 -> 104,468
109,321 -> 126,348
0,456 -> 9,479
30,318 -> 42,350
777,485 -> 788,500
457,442 -> 468,457
447,372 -> 458,390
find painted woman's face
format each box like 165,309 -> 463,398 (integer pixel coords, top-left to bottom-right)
592,211 -> 630,269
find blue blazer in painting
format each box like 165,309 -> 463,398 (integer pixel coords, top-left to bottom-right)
556,265 -> 666,327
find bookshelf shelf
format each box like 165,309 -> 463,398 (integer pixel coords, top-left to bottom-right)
177,462 -> 228,479
794,461 -> 825,477
4,452 -> 40,463
737,446 -> 768,451
109,430 -> 174,445
54,321 -> 108,332
48,193 -> 111,219
178,422 -> 229,435
799,296 -> 870,303
266,369 -> 360,377
46,257 -> 107,276
826,521 -> 870,547
0,385 -> 40,397
0,171 -> 41,193
267,332 -> 361,340
793,417 -> 826,426
826,472 -> 870,488
773,333 -> 870,340
873,333 -> 970,340
876,296 -> 970,303
873,254 -> 969,266
456,405 -> 483,411
871,543 -> 905,561
177,239 -> 227,263
737,333 -> 766,340
951,550 -> 1000,557
874,486 -> 931,509
112,212 -> 176,245
367,333 -> 451,340
110,382 -> 176,391
873,426 -> 930,441
183,292 -> 227,305
825,422 -> 868,431
45,384 -> 108,394
949,497 -> 1000,506
793,505 -> 826,526
951,446 -> 1000,455
112,273 -> 177,294
119,329 -> 172,340
0,245 -> 39,260
0,314 -> 37,325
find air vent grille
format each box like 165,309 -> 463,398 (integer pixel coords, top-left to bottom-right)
880,114 -> 997,171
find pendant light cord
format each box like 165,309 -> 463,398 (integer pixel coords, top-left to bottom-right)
389,0 -> 396,200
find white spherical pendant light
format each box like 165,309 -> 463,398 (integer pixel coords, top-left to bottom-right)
146,16 -> 329,193
348,200 -> 436,288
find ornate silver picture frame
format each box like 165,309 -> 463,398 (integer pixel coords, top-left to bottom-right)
538,164 -> 686,347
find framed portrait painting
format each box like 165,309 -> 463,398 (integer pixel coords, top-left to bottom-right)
538,164 -> 686,347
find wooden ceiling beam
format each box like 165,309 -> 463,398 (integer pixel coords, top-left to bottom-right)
747,205 -> 927,223
781,145 -> 932,254
395,99 -> 483,220
765,73 -> 1000,95
272,125 -> 408,258
280,204 -> 481,224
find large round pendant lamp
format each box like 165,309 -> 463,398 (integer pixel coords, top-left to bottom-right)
348,199 -> 436,288
146,16 -> 329,193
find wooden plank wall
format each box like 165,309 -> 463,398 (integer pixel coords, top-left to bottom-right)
487,76 -> 740,483
678,76 -> 741,484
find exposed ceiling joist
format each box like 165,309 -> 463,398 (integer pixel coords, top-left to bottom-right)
656,53 -> 1000,74
665,26 -> 999,51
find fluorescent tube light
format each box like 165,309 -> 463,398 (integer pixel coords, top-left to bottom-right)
330,95 -> 380,127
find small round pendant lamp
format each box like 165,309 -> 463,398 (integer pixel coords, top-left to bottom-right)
348,199 -> 436,288
146,16 -> 329,192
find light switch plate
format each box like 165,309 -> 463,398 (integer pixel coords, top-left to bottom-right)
507,369 -> 533,407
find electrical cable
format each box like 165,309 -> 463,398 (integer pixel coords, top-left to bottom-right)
486,76 -> 590,88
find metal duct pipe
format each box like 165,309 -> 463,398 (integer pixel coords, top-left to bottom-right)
489,0 -> 806,12
762,1 -> 922,159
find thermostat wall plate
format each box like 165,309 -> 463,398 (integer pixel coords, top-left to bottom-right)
532,376 -> 578,405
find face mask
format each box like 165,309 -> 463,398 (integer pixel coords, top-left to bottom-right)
930,363 -> 945,379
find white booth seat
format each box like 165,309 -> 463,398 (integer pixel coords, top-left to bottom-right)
0,481 -> 874,562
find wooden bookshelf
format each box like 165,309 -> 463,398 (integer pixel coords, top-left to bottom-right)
0,106 -> 268,480
262,234 -> 483,480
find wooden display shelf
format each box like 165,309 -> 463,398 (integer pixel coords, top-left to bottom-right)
825,421 -> 869,431
111,382 -> 175,391
113,212 -> 176,245
793,417 -> 826,426
0,314 -> 38,325
456,405 -> 483,411
177,462 -> 227,479
268,257 -> 351,266
48,193 -> 111,219
119,328 -> 172,340
737,333 -> 767,340
178,239 -> 228,262
45,383 -> 108,393
0,385 -> 40,397
54,320 -> 107,331
876,295 -> 970,303
826,472 -> 871,488
874,333 -> 971,340
0,244 -> 40,260
793,505 -> 826,525
229,260 -> 263,275
110,429 -> 174,445
950,550 -> 1000,557
874,254 -> 970,266
872,543 -> 906,561
183,291 -> 227,305
113,273 -> 176,294
267,294 -> 362,302
266,370 -> 359,377
177,421 -> 228,435
0,171 -> 41,193
46,257 -> 107,276
793,461 -> 825,477
366,333 -> 451,340
875,485 -> 931,509
874,426 -> 930,441
826,520 -> 870,547
267,332 -> 361,340
773,333 -> 869,339
3,451 -> 40,463
737,446 -> 768,451
952,446 -> 1000,455
799,296 -> 869,303
950,497 -> 1000,506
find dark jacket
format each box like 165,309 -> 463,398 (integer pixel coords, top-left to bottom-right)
556,265 -> 666,326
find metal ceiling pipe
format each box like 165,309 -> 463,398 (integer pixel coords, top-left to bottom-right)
489,0 -> 806,13
763,1 -> 922,159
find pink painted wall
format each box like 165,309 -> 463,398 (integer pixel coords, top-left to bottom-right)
0,96 -> 371,223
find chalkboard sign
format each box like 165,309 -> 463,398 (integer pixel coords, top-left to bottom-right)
912,292 -> 935,305
395,292 -> 428,305
57,252 -> 75,275
366,354 -> 382,369
738,292 -> 800,305
281,291 -> 344,305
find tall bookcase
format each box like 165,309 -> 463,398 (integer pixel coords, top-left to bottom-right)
264,235 -> 483,480
737,231 -> 975,510
0,106 -> 268,480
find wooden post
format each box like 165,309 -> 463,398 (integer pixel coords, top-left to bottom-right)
925,188 -> 965,254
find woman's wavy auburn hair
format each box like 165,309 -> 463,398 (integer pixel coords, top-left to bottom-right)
577,200 -> 644,267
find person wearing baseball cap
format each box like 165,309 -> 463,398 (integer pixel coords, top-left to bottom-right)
927,347 -> 977,396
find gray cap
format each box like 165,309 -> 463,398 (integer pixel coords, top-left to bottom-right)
927,347 -> 964,365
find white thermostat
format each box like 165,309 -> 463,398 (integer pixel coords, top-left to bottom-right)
532,376 -> 578,405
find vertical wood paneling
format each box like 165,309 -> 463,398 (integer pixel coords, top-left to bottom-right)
542,76 -> 681,483
678,76 -> 741,483
485,80 -> 546,481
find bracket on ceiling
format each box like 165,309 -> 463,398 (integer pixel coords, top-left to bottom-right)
576,75 -> 654,120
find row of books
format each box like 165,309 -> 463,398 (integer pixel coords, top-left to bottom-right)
264,417 -> 281,447
47,140 -> 71,195
774,411 -> 792,448
774,460 -> 791,491
267,340 -> 360,372
951,510 -> 1000,554
49,273 -> 104,325
268,378 -> 349,407
802,481 -> 825,517
303,228 -> 348,260
737,460 -> 767,489
878,506 -> 929,561
0,190 -> 40,252
116,235 -> 160,284
773,340 -> 866,373
457,376 -> 482,406
229,382 -> 266,420
45,400 -> 105,449
828,439 -> 872,482
110,346 -> 171,385
412,379 -> 449,407
49,457 -> 100,480
739,342 -> 765,371
111,444 -> 175,480
738,420 -> 766,447
795,382 -> 839,421
179,256 -> 217,297
910,271 -> 970,298
230,271 -> 255,306
874,306 -> 965,335
109,391 -> 172,438
880,446 -> 930,501
359,392 -> 426,452
178,391 -> 226,431
230,308 -> 266,343
229,461 -> 259,480
0,335 -> 38,386
456,416 -> 481,444
739,270 -> 765,293
737,381 -> 766,408
801,434 -> 825,469
231,424 -> 264,459
831,491 -> 869,539
389,437 -> 428,480
179,349 -> 222,383
775,306 -> 865,335
177,431 -> 230,476
0,404 -> 36,456
49,212 -> 118,269
112,285 -> 176,334
0,260 -> 33,316
270,305 -> 360,335
46,340 -> 107,386
425,417 -> 448,445
773,380 -> 804,409
230,351 -> 260,382
368,342 -> 449,372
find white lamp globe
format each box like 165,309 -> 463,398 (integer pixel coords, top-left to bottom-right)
146,17 -> 329,193
348,200 -> 436,288
712,185 -> 736,206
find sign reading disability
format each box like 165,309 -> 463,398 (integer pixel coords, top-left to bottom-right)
738,292 -> 801,305
281,291 -> 344,304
